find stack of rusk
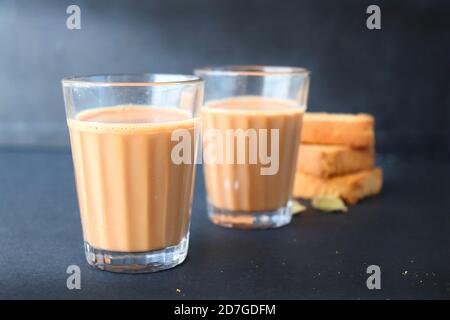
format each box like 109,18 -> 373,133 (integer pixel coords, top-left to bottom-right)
293,113 -> 383,204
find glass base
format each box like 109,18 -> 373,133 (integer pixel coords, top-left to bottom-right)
84,235 -> 189,273
207,202 -> 292,229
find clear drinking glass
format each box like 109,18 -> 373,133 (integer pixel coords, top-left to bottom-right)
195,66 -> 310,229
62,74 -> 203,273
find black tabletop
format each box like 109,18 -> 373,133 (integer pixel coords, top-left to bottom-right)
0,148 -> 449,299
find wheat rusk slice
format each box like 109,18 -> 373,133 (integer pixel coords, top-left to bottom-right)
293,167 -> 383,204
301,113 -> 375,147
296,144 -> 375,178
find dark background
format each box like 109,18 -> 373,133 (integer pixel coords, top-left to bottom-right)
0,0 -> 449,159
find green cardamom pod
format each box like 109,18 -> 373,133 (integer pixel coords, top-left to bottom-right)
291,200 -> 307,215
312,195 -> 348,212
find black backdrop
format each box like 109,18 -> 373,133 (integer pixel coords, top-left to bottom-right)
0,0 -> 448,159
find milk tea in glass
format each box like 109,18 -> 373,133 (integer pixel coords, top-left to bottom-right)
62,74 -> 203,272
195,66 -> 309,229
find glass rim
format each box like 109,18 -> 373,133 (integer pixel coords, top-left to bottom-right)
194,65 -> 310,76
62,73 -> 203,87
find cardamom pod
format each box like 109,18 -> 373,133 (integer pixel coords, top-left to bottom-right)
291,200 -> 307,215
312,195 -> 348,212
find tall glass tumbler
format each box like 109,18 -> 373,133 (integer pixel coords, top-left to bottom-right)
195,66 -> 310,229
62,74 -> 203,272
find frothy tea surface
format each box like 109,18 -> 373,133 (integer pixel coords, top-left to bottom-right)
204,96 -> 302,112
77,105 -> 192,124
